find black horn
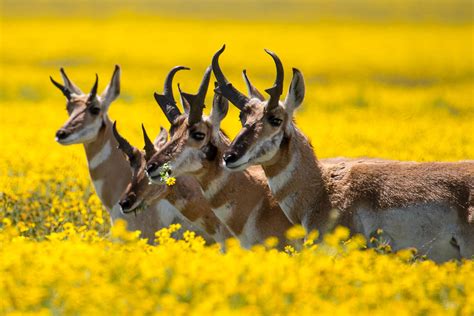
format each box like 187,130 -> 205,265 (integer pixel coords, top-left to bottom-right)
112,121 -> 136,161
212,45 -> 249,110
154,66 -> 189,124
141,124 -> 156,160
50,76 -> 71,99
264,49 -> 284,111
180,66 -> 212,126
87,74 -> 99,104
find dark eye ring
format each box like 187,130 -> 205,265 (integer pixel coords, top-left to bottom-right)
89,107 -> 101,115
192,132 -> 205,141
268,116 -> 282,127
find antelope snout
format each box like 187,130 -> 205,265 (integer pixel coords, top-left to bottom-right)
55,129 -> 70,141
119,194 -> 137,213
146,162 -> 159,176
223,151 -> 239,164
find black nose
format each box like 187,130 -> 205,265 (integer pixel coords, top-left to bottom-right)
56,129 -> 69,140
119,195 -> 136,211
147,162 -> 159,174
223,151 -> 239,164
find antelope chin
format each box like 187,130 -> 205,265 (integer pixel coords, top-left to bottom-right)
121,201 -> 146,215
224,159 -> 250,171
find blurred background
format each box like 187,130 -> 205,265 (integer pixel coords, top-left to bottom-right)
1,0 -> 472,160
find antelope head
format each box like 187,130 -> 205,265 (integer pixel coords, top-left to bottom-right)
146,66 -> 229,182
112,122 -> 169,214
112,66 -> 189,214
51,65 -> 121,145
212,45 -> 305,171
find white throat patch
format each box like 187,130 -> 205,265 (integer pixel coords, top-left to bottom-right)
268,151 -> 298,195
89,140 -> 112,169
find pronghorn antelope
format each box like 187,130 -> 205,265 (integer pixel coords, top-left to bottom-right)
212,45 -> 474,262
50,66 -> 188,243
145,66 -> 295,249
111,89 -> 232,246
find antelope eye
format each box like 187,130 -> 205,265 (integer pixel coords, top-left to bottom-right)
268,116 -> 283,127
89,107 -> 101,115
191,132 -> 205,141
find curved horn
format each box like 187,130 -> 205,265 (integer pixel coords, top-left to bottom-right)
163,66 -> 189,103
87,74 -> 99,104
50,76 -> 71,99
211,45 -> 249,110
181,66 -> 212,126
264,49 -> 284,111
141,124 -> 156,160
112,121 -> 135,161
242,69 -> 264,101
154,66 -> 189,124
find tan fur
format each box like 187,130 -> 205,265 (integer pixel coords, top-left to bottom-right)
116,134 -> 232,246
324,160 -> 474,224
53,71 -> 186,244
148,115 -> 295,249
215,54 -> 473,260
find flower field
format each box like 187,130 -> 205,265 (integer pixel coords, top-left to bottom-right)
1,1 -> 473,314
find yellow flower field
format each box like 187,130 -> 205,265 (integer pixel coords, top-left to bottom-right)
1,1 -> 473,314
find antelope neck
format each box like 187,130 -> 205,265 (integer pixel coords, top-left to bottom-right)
262,124 -> 331,232
83,117 -> 131,211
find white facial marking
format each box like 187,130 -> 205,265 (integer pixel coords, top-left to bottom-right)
58,117 -> 103,145
89,140 -> 112,169
238,199 -> 263,249
170,147 -> 204,176
225,132 -> 283,170
252,132 -> 284,164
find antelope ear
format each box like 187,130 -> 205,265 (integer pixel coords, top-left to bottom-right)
283,68 -> 305,114
100,65 -> 121,111
210,88 -> 229,135
154,126 -> 168,149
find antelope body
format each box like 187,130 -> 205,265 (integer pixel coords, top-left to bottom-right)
51,66 -> 188,243
146,67 -> 295,249
212,45 -> 474,262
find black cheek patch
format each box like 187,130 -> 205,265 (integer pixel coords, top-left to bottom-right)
203,142 -> 218,161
